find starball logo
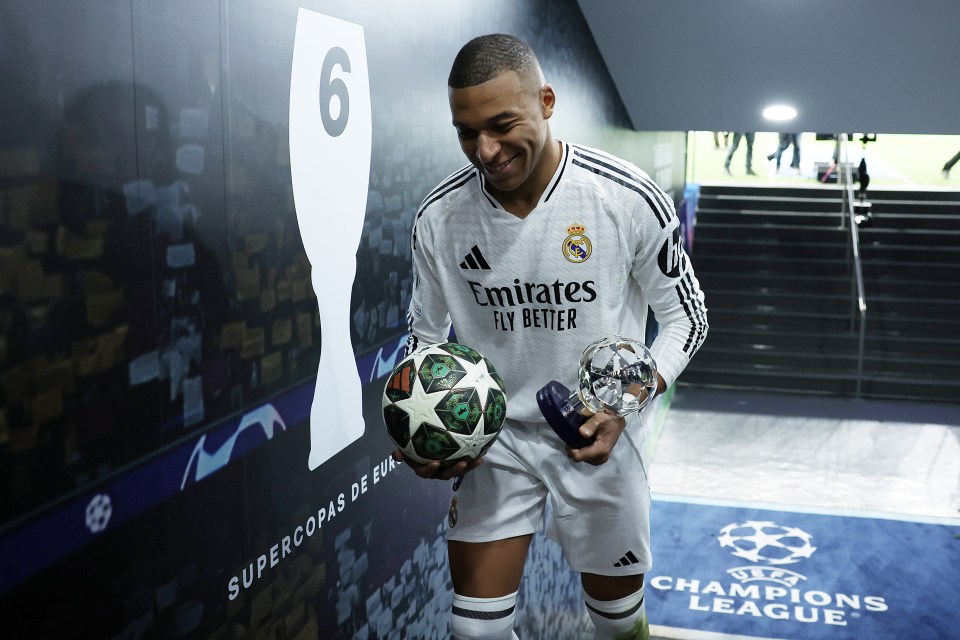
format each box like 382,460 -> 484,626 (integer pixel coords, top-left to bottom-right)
651,520 -> 889,628
718,520 -> 816,586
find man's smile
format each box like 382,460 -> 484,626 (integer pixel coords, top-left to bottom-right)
484,152 -> 521,176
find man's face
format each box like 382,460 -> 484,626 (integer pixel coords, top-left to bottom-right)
448,71 -> 554,193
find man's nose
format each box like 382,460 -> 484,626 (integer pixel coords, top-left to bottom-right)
476,132 -> 500,163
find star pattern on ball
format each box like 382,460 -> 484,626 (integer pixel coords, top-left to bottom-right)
718,520 -> 817,566
449,422 -> 493,458
442,357 -> 502,457
382,343 -> 507,464
391,383 -> 449,439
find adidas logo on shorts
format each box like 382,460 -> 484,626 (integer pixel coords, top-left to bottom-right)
613,550 -> 641,567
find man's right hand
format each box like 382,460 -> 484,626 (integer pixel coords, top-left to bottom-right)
392,450 -> 483,480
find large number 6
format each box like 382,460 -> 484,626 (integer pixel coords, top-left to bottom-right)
320,47 -> 350,137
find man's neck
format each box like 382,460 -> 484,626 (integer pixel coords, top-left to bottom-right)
488,138 -> 562,219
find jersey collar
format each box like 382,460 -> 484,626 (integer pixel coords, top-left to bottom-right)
477,141 -> 570,212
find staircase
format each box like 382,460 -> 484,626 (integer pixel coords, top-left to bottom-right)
680,184 -> 960,405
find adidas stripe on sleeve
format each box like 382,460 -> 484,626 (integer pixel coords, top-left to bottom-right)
628,178 -> 707,387
405,168 -> 471,355
570,145 -> 707,386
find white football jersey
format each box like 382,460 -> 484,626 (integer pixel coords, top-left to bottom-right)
407,142 -> 708,422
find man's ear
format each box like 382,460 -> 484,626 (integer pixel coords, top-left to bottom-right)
541,84 -> 556,119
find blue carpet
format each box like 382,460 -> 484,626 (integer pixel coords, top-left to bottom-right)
648,498 -> 960,640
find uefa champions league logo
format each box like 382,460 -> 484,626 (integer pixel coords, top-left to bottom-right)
650,516 -> 888,627
85,494 -> 113,534
718,520 -> 817,587
180,404 -> 287,490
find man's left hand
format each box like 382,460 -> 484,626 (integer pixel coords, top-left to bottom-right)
565,410 -> 626,465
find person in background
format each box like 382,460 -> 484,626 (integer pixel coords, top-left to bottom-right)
767,132 -> 801,173
723,132 -> 756,176
942,149 -> 960,179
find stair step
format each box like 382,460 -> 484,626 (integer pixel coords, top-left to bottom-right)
696,209 -> 844,225
694,328 -> 960,351
706,290 -> 852,315
861,189 -> 960,202
862,278 -> 955,298
692,344 -> 958,378
697,185 -> 846,199
864,295 -> 960,317
693,256 -> 960,282
697,198 -> 843,214
862,261 -> 960,281
867,315 -> 960,339
681,363 -> 960,401
694,255 -> 850,277
680,374 -> 960,404
694,238 -> 849,260
868,203 -> 960,220
706,309 -> 853,332
859,227 -> 960,247
694,224 -> 846,244
697,185 -> 960,202
680,365 -> 861,396
860,244 -> 960,263
696,272 -> 851,296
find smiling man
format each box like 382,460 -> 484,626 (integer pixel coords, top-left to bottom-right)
397,34 -> 708,639
447,45 -> 559,218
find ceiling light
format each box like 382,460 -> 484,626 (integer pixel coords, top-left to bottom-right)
763,105 -> 797,121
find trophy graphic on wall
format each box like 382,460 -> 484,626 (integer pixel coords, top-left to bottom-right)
290,9 -> 372,469
536,336 -> 658,448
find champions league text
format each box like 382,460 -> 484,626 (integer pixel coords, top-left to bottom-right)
468,278 -> 595,332
226,454 -> 401,600
651,576 -> 889,627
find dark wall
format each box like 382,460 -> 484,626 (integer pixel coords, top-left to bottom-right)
0,1 -> 679,637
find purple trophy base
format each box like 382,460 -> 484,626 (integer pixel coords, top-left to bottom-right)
536,380 -> 595,449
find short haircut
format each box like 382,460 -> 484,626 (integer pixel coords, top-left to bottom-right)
448,34 -> 543,90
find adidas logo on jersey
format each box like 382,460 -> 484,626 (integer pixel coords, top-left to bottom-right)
459,245 -> 491,270
614,550 -> 642,567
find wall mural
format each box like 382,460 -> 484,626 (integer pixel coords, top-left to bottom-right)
0,0 -> 682,637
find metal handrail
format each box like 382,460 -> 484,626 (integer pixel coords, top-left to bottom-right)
838,135 -> 867,399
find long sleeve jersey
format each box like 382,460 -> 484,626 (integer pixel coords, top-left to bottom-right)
406,142 -> 707,423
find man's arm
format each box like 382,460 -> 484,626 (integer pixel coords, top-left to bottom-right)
568,188 -> 707,466
631,195 -> 709,389
405,219 -> 451,354
394,211 -> 481,480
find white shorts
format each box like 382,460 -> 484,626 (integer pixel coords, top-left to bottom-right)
445,416 -> 652,576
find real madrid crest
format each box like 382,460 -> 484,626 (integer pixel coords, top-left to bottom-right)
562,223 -> 592,263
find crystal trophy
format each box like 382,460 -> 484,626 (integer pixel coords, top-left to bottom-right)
536,336 -> 658,448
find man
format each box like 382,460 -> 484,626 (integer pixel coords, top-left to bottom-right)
767,132 -> 801,173
723,131 -> 756,176
943,149 -> 960,179
397,34 -> 707,639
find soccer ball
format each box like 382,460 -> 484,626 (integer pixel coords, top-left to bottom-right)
382,342 -> 507,465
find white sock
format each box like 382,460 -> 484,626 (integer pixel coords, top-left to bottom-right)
451,591 -> 520,640
583,586 -> 648,640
